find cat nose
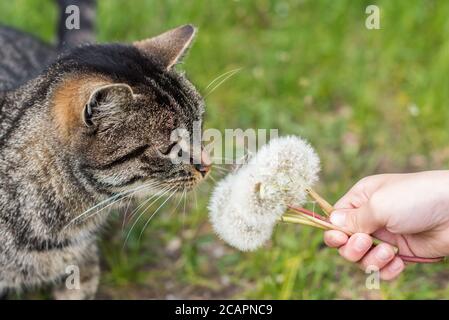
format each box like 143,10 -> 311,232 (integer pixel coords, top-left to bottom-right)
194,150 -> 211,177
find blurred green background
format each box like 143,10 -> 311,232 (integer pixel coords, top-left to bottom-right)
2,0 -> 449,299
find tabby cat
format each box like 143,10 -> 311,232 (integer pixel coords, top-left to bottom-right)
0,1 -> 209,299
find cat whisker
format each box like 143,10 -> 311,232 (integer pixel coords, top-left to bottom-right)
205,67 -> 242,91
210,169 -> 228,178
65,183 -> 148,228
193,188 -> 198,209
211,165 -> 230,173
120,182 -> 164,228
182,187 -> 187,231
121,192 -> 135,231
121,186 -> 171,246
81,180 -> 165,223
138,188 -> 178,240
125,184 -> 170,225
210,156 -> 235,165
168,187 -> 186,218
205,68 -> 242,97
209,174 -> 219,184
67,192 -> 126,227
65,180 -> 163,229
122,185 -> 175,249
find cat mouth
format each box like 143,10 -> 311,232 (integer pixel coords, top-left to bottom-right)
168,169 -> 211,192
119,168 -> 210,196
171,176 -> 203,191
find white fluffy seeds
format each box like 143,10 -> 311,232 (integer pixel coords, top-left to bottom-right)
208,136 -> 320,251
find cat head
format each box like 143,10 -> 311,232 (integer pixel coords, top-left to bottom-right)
50,25 -> 211,195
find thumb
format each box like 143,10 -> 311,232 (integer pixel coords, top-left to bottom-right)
329,205 -> 384,234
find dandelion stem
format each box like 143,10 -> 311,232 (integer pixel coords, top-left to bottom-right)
284,205 -> 443,263
305,188 -> 333,217
280,214 -> 326,229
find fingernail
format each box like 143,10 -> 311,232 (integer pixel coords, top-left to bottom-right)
388,259 -> 404,272
330,211 -> 346,227
354,235 -> 371,252
376,247 -> 393,261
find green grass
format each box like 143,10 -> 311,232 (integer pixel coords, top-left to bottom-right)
2,0 -> 449,299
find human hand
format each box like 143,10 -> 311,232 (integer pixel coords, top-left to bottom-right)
324,171 -> 449,280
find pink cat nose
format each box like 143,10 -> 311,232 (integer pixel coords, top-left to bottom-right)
194,150 -> 211,177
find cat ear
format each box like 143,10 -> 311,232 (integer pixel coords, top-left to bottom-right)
134,24 -> 196,70
83,83 -> 134,127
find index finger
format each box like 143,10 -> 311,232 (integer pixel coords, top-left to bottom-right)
334,175 -> 385,209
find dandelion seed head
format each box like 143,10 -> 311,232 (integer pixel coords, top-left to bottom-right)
208,172 -> 275,251
208,136 -> 320,251
251,135 -> 320,207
